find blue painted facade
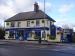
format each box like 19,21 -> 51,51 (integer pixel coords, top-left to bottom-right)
50,25 -> 56,37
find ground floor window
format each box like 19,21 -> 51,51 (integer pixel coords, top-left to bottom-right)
29,31 -> 33,37
9,31 -> 14,38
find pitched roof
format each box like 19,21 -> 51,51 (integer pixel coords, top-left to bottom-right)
5,10 -> 55,22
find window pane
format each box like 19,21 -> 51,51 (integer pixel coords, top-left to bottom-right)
17,22 -> 21,27
9,31 -> 14,38
27,21 -> 30,27
11,22 -> 15,27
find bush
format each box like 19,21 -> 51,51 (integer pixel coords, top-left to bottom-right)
47,34 -> 56,40
72,32 -> 75,43
50,36 -> 56,40
0,28 -> 5,39
34,34 -> 39,39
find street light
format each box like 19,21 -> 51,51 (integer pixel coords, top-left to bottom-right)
43,0 -> 46,41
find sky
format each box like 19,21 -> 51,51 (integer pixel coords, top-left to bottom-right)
0,0 -> 75,30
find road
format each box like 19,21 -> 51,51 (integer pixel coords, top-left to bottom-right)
0,41 -> 75,56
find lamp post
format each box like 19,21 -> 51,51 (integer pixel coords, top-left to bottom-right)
43,0 -> 46,41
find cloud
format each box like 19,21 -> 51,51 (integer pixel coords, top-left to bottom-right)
5,0 -> 34,13
58,4 -> 74,14
55,18 -> 75,29
12,0 -> 34,12
55,18 -> 68,26
0,0 -> 9,5
0,5 -> 16,17
0,0 -> 34,17
0,5 -> 16,26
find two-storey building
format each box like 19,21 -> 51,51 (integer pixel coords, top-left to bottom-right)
4,3 -> 60,41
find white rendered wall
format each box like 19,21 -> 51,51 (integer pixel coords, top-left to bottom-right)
5,19 -> 52,28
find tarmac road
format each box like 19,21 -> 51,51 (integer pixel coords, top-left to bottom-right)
0,41 -> 75,56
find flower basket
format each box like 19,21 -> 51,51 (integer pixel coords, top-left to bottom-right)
57,31 -> 63,34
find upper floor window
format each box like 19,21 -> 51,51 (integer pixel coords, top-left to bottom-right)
27,21 -> 30,27
11,22 -> 15,27
17,22 -> 21,27
36,20 -> 40,26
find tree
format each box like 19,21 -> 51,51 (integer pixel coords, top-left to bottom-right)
72,32 -> 75,42
0,27 -> 5,39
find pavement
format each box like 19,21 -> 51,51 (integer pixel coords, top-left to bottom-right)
0,40 -> 66,45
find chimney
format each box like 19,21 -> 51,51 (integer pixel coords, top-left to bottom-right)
34,2 -> 39,12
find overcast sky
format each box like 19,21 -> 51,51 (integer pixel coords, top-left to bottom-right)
0,0 -> 75,29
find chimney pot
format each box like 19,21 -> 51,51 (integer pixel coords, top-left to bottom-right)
34,2 -> 39,12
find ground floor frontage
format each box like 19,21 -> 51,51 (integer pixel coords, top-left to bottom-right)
5,27 -> 49,40
5,27 -> 61,42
